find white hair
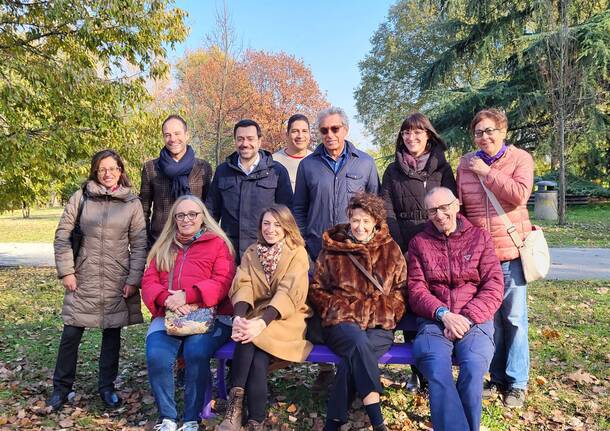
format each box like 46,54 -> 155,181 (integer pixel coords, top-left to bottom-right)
317,106 -> 349,128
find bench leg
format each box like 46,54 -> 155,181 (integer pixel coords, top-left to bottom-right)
199,374 -> 215,419
217,359 -> 227,399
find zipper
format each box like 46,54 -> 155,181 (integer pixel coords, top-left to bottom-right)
177,244 -> 190,291
100,195 -> 110,326
446,235 -> 454,310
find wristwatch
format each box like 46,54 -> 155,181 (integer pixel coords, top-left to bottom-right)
435,306 -> 450,322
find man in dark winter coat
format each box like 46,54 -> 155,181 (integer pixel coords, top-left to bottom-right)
205,119 -> 293,262
408,187 -> 503,431
293,106 -> 379,261
140,114 -> 213,246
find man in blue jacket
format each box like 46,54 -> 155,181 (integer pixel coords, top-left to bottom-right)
294,107 -> 380,261
205,119 -> 293,262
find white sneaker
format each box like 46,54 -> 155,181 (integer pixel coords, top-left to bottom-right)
178,421 -> 199,431
153,419 -> 178,431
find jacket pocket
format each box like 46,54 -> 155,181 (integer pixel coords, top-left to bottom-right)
346,173 -> 365,194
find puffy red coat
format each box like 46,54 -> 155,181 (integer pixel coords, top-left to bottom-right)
142,232 -> 235,317
408,215 -> 503,324
457,145 -> 534,261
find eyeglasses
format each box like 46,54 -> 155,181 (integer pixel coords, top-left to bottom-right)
401,129 -> 427,138
97,167 -> 121,175
319,125 -> 343,135
426,199 -> 457,216
175,211 -> 201,222
473,128 -> 500,138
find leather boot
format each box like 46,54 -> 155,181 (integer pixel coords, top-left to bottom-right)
216,387 -> 245,431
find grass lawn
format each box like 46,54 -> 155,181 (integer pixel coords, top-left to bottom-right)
0,268 -> 608,430
530,202 -> 610,247
0,208 -> 63,243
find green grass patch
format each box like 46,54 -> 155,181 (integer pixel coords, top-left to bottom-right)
0,269 -> 608,430
530,202 -> 610,247
0,207 -> 63,243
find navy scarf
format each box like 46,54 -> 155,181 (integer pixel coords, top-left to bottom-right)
158,145 -> 195,199
476,143 -> 507,166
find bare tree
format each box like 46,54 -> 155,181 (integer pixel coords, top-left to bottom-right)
539,0 -> 589,224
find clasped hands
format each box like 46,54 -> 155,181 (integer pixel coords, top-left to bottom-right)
441,312 -> 473,341
231,316 -> 266,344
164,289 -> 192,316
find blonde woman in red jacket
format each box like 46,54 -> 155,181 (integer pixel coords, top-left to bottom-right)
142,195 -> 235,431
456,109 -> 534,408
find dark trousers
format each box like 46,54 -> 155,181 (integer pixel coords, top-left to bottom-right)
413,319 -> 494,431
52,325 -> 121,395
231,342 -> 271,422
323,322 -> 394,424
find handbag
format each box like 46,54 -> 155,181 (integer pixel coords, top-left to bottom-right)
478,176 -> 550,282
164,265 -> 216,336
70,188 -> 87,261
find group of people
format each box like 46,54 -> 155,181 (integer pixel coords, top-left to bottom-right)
49,105 -> 534,431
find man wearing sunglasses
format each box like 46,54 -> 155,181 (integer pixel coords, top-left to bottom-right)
407,187 -> 503,431
293,106 -> 380,261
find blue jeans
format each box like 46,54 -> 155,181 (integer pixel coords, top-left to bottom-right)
489,259 -> 529,390
146,322 -> 231,422
414,319 -> 494,431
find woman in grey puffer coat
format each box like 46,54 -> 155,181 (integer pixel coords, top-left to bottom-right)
49,149 -> 147,411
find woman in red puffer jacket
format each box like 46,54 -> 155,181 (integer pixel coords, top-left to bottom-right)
142,195 -> 235,431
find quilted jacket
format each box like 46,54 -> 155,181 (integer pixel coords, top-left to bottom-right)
141,232 -> 235,318
309,222 -> 407,330
456,145 -> 534,261
408,214 -> 503,324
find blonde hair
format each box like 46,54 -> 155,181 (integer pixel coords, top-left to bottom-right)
147,195 -> 235,272
257,204 -> 305,248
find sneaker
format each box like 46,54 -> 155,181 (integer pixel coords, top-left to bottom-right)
153,419 -> 178,431
406,372 -> 421,393
504,388 -> 526,408
177,421 -> 199,431
482,380 -> 504,399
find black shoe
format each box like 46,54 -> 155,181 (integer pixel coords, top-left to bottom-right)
47,390 -> 69,411
406,372 -> 420,393
100,390 -> 122,408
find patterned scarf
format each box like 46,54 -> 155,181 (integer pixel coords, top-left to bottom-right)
397,147 -> 431,173
256,240 -> 284,284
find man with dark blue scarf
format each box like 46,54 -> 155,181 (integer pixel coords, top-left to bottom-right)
205,119 -> 293,262
140,114 -> 213,247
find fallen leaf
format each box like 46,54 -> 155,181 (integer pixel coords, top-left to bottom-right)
566,369 -> 597,385
535,375 -> 548,385
142,395 -> 155,405
542,328 -> 560,339
59,418 -> 74,428
286,403 -> 297,413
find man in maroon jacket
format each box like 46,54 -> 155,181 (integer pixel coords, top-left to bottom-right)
408,187 -> 503,431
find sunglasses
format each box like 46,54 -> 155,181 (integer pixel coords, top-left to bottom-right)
319,125 -> 343,135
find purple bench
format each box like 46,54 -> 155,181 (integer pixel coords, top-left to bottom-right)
200,315 -> 418,419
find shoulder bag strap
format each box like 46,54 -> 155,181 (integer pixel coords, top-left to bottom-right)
74,187 -> 87,229
347,253 -> 384,293
477,175 -> 524,249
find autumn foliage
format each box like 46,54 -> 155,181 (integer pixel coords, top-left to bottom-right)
160,47 -> 329,164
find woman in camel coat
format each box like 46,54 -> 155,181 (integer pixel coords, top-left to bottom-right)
218,204 -> 312,431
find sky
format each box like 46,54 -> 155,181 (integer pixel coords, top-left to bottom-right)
168,0 -> 396,149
